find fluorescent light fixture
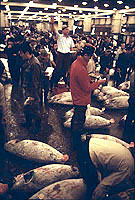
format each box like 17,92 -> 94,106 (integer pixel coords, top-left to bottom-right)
117,1 -> 123,4
93,0 -> 98,2
104,4 -> 109,7
125,5 -> 129,9
74,5 -> 78,8
58,0 -> 62,2
52,3 -> 57,6
82,2 -> 87,6
5,5 -> 10,11
94,6 -> 98,10
3,0 -> 8,2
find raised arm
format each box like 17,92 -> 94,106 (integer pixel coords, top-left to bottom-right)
50,17 -> 57,34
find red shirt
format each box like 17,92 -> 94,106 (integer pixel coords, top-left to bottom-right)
70,56 -> 99,105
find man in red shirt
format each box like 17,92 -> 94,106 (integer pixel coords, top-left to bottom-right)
70,46 -> 106,150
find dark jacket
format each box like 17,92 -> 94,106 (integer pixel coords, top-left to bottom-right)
23,55 -> 41,101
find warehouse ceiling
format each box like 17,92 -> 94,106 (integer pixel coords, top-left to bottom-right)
1,0 -> 135,21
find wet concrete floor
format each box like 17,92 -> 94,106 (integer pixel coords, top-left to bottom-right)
0,83 -> 128,199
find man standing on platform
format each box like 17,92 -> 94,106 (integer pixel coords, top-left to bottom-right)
50,17 -> 75,92
70,46 -> 106,150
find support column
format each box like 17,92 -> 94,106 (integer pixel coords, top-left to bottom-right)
112,11 -> 123,34
0,11 -> 9,27
68,18 -> 74,31
83,16 -> 92,33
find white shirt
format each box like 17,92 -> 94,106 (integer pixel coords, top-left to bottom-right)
56,33 -> 74,54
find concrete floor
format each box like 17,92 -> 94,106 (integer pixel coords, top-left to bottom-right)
0,83 -> 130,199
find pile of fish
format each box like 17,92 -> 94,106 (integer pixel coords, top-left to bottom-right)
64,105 -> 105,120
4,139 -> 87,199
48,92 -> 73,105
93,86 -> 129,109
64,105 -> 114,130
118,81 -> 130,92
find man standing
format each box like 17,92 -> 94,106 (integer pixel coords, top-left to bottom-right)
19,42 -> 41,134
50,17 -> 74,91
70,46 -> 106,150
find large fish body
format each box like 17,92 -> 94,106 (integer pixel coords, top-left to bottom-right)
93,86 -> 129,101
64,115 -> 113,129
104,96 -> 129,109
64,106 -> 105,120
4,139 -> 68,164
29,178 -> 86,200
11,164 -> 79,194
118,81 -> 130,91
48,92 -> 73,105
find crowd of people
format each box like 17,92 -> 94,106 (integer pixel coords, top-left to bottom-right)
0,22 -> 135,199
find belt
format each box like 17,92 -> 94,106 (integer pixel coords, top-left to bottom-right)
57,51 -> 70,55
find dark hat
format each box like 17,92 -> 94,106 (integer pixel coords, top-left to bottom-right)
62,25 -> 68,30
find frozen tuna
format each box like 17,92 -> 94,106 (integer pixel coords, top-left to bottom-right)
4,139 -> 69,164
64,105 -> 105,120
48,92 -> 73,105
93,86 -> 129,101
118,81 -> 130,91
11,164 -> 79,194
104,96 -> 129,109
64,115 -> 114,129
29,178 -> 86,200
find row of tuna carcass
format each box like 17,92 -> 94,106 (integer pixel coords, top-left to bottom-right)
49,85 -> 129,129
4,139 -> 86,199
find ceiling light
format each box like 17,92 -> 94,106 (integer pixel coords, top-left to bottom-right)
125,5 -> 129,9
69,16 -> 72,18
52,3 -> 57,6
117,1 -> 123,4
74,5 -> 78,8
73,12 -> 77,14
58,0 -> 62,2
104,4 -> 109,7
113,8 -> 117,11
58,10 -> 61,13
44,7 -> 48,10
3,0 -> 8,2
69,13 -> 71,15
82,2 -> 87,6
79,10 -> 83,13
93,0 -> 98,2
94,6 -> 98,10
62,9 -> 66,12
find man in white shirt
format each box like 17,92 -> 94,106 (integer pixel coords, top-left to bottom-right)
50,17 -> 74,92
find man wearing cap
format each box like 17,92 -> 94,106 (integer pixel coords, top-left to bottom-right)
50,17 -> 75,91
70,46 -> 106,150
